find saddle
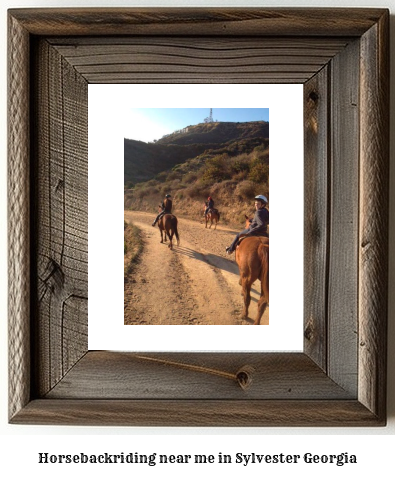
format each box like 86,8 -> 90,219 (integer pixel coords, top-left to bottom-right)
236,232 -> 268,248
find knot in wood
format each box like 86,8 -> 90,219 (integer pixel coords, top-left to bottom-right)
308,90 -> 319,103
236,365 -> 254,390
304,321 -> 314,341
43,258 -> 65,292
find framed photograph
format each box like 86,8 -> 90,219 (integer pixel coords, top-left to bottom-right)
8,8 -> 389,426
89,84 -> 303,350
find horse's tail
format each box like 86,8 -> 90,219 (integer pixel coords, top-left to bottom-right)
171,216 -> 180,246
217,211 -> 220,221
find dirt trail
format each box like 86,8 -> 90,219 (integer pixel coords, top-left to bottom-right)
124,211 -> 269,325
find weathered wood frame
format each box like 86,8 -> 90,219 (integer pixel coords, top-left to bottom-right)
8,8 -> 389,426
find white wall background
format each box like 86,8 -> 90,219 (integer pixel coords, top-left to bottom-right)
1,0 -> 394,476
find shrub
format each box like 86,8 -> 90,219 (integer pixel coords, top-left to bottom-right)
230,153 -> 251,175
248,162 -> 269,183
182,171 -> 199,184
133,185 -> 159,199
235,180 -> 257,200
233,170 -> 249,181
155,171 -> 168,181
124,223 -> 144,277
184,182 -> 207,199
166,171 -> 180,181
201,153 -> 231,183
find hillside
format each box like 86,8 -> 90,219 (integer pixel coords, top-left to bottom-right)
124,140 -> 213,186
124,121 -> 268,186
124,120 -> 269,227
156,120 -> 269,146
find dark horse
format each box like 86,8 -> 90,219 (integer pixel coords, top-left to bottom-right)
234,216 -> 269,325
204,206 -> 220,230
158,214 -> 180,250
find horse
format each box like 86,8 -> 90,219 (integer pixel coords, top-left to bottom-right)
158,214 -> 180,250
204,207 -> 220,229
234,215 -> 269,325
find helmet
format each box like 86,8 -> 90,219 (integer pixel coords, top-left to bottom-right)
208,196 -> 212,200
254,195 -> 268,204
165,194 -> 171,198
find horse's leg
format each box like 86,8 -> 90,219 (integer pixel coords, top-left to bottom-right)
254,296 -> 268,325
168,230 -> 173,250
205,216 -> 208,228
240,277 -> 252,320
214,218 -> 217,230
174,223 -> 180,246
159,227 -> 164,243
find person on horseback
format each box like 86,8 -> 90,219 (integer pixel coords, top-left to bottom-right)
225,195 -> 269,254
152,194 -> 172,227
204,196 -> 214,217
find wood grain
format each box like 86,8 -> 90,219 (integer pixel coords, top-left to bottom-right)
8,7 -> 387,36
7,8 -> 389,426
45,352 -> 354,400
303,67 -> 330,370
31,39 -> 88,397
327,39 -> 360,396
11,399 -> 384,427
49,37 -> 350,84
8,12 -> 31,421
358,12 -> 389,420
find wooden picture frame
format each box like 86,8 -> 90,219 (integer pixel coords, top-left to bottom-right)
8,8 -> 389,426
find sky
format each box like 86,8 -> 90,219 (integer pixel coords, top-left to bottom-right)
124,108 -> 269,143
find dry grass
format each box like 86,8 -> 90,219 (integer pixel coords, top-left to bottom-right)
124,221 -> 144,278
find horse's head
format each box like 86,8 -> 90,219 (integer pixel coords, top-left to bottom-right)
245,214 -> 252,228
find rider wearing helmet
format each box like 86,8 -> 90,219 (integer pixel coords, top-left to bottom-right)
225,195 -> 269,254
204,196 -> 215,217
152,194 -> 173,226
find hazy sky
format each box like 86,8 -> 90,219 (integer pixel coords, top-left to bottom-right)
125,108 -> 269,143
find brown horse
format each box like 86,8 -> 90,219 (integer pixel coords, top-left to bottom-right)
234,215 -> 269,325
158,214 -> 180,250
204,207 -> 220,229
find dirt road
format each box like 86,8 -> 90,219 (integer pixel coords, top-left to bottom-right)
124,210 -> 269,325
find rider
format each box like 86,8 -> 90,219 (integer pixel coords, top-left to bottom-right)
204,196 -> 215,216
225,195 -> 269,254
152,194 -> 172,227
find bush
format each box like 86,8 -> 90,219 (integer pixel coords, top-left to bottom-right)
184,182 -> 207,199
155,171 -> 168,181
231,156 -> 251,174
248,162 -> 269,183
182,171 -> 199,184
146,179 -> 159,187
201,154 -> 232,183
133,185 -> 159,199
235,180 -> 257,200
124,223 -> 144,277
233,170 -> 249,181
166,171 -> 180,181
